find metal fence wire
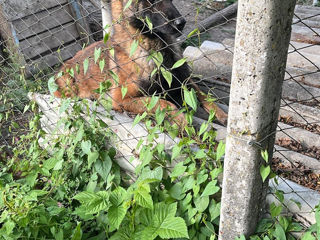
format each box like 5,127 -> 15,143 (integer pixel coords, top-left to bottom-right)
0,0 -> 319,236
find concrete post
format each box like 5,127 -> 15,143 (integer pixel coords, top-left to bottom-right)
218,1 -> 296,239
101,0 -> 113,36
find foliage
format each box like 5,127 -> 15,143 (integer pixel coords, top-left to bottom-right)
1,40 -> 319,240
0,53 -> 226,239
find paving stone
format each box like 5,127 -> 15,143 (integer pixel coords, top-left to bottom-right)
268,177 -> 320,225
200,40 -> 226,53
183,46 -> 204,61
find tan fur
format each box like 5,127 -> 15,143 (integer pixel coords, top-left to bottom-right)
54,0 -> 227,128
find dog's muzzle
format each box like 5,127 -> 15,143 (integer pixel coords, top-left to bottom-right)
173,18 -> 186,31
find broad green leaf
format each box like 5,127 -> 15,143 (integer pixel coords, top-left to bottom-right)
81,140 -> 92,155
121,86 -> 128,99
301,232 -> 316,240
133,112 -> 147,126
161,67 -> 172,87
287,222 -> 303,232
182,177 -> 195,192
108,204 -> 127,229
59,99 -> 71,114
155,107 -> 165,125
94,152 -> 112,181
153,202 -> 177,226
135,187 -> 153,209
201,181 -> 220,197
48,76 -> 58,94
256,218 -> 273,233
110,187 -> 127,206
273,224 -> 286,240
197,171 -> 208,185
172,58 -> 187,69
68,68 -> 75,78
94,47 -> 101,63
53,160 -> 64,171
151,51 -> 163,68
260,165 -> 270,182
74,191 -> 109,214
138,167 -> 163,182
270,202 -> 282,218
99,59 -> 105,73
209,200 -> 221,221
261,150 -> 269,163
74,191 -> 98,203
275,190 -> 284,203
147,95 -> 159,111
216,141 -> 225,161
124,0 -> 132,10
195,149 -> 206,159
83,58 -> 89,75
184,88 -> 198,111
187,28 -> 199,38
104,32 -> 110,43
171,162 -> 187,178
109,70 -> 119,85
88,151 -> 99,168
194,196 -> 209,212
76,64 -> 80,74
157,216 -> 189,239
71,223 -> 82,240
43,157 -> 59,170
3,220 -> 15,235
180,193 -> 192,213
23,104 -> 30,113
140,226 -> 158,240
279,216 -> 289,231
130,39 -> 139,57
145,16 -> 153,31
110,47 -> 115,58
169,183 -> 185,200
171,145 -> 182,160
198,122 -> 208,136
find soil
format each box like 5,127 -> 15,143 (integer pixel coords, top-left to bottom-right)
272,157 -> 320,192
276,138 -> 320,160
279,116 -> 320,135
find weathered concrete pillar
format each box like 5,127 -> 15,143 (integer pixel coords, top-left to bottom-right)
219,1 -> 296,239
101,0 -> 113,36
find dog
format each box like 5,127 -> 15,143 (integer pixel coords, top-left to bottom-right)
53,0 -> 228,128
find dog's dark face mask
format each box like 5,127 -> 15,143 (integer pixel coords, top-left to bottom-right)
133,0 -> 186,37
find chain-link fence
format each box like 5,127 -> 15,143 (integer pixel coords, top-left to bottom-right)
0,0 -> 319,239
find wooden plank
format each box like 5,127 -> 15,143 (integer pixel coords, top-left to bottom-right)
0,4 -> 25,64
26,41 -> 82,75
13,5 -> 74,40
68,0 -> 93,45
19,23 -> 80,60
0,0 -> 68,21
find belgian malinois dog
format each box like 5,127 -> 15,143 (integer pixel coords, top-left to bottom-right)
54,0 -> 228,127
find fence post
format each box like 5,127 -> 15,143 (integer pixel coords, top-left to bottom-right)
218,1 -> 296,239
101,0 -> 113,36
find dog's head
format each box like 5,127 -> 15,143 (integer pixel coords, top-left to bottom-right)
130,0 -> 186,37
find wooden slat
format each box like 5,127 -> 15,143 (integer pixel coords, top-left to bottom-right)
19,23 -> 80,60
0,0 -> 68,21
26,41 -> 82,75
13,5 -> 74,40
0,4 -> 25,64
